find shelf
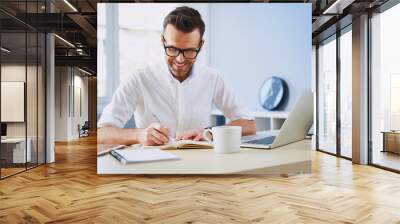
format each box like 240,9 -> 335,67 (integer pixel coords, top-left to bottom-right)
210,109 -> 289,131
211,109 -> 289,119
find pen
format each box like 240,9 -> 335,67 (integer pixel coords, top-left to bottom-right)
152,113 -> 161,123
152,113 -> 175,144
97,145 -> 125,157
110,150 -> 127,164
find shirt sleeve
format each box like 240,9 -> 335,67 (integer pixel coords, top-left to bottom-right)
212,73 -> 254,121
97,74 -> 141,128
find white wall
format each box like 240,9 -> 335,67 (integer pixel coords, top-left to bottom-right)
312,45 -> 317,150
1,65 -> 39,137
208,4 -> 312,112
55,67 -> 68,141
72,73 -> 89,137
55,67 -> 89,141
1,64 -> 46,163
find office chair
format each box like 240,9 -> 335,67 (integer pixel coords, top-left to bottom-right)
79,121 -> 90,138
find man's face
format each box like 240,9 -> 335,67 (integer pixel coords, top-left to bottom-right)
162,24 -> 203,80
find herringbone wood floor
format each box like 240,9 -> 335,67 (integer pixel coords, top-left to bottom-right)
0,135 -> 399,224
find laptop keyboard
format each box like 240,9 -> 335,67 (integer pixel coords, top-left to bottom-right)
244,136 -> 276,145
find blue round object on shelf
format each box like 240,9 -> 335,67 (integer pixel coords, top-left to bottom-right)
259,76 -> 286,110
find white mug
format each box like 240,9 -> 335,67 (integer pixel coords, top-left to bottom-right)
203,126 -> 242,154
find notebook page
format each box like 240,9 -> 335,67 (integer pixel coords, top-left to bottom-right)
113,148 -> 179,163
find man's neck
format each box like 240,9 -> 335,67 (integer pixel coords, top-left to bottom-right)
173,74 -> 187,83
169,67 -> 193,83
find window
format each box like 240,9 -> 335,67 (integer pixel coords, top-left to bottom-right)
0,1 -> 46,179
371,2 -> 400,171
339,27 -> 352,158
316,24 -> 354,159
317,35 -> 337,155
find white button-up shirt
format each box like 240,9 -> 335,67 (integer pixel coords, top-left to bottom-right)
98,61 -> 254,137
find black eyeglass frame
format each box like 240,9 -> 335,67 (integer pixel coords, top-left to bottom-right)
162,35 -> 203,59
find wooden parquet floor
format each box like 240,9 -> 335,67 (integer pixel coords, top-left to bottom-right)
1,135 -> 400,224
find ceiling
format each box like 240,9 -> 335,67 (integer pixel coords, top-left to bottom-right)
0,0 -> 392,75
0,0 -> 98,74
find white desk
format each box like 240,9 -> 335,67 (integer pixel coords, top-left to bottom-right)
1,138 -> 31,163
97,140 -> 311,175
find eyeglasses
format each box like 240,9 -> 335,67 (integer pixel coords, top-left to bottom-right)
162,35 -> 202,59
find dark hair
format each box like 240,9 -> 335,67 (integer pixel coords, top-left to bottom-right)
163,6 -> 205,38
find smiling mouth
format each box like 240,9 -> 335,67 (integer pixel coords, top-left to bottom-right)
174,62 -> 186,69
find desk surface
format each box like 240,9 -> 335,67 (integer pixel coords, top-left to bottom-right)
1,138 -> 26,143
381,131 -> 400,134
97,139 -> 311,175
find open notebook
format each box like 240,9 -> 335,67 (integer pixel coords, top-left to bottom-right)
154,140 -> 213,150
110,148 -> 179,164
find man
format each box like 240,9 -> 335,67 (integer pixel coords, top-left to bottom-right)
98,6 -> 256,146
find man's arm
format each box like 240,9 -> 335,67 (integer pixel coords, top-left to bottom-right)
212,73 -> 256,136
98,123 -> 170,146
98,126 -> 142,145
227,119 -> 256,136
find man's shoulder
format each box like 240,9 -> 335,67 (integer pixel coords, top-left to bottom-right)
195,65 -> 220,80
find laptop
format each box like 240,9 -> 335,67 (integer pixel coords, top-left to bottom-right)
241,89 -> 314,149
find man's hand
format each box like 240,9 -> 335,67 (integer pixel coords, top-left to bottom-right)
176,128 -> 205,141
138,123 -> 170,146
